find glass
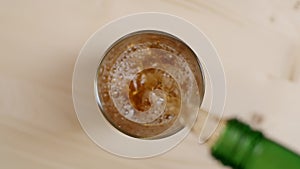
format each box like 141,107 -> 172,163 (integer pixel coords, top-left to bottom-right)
95,31 -> 205,139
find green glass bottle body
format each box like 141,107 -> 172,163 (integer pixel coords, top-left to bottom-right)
211,119 -> 300,169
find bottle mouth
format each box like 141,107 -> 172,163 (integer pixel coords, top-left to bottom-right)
95,30 -> 205,139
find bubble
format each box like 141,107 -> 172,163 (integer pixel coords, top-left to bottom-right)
96,31 -> 204,138
124,111 -> 129,115
111,90 -> 119,98
157,98 -> 164,105
128,109 -> 134,116
99,67 -> 104,73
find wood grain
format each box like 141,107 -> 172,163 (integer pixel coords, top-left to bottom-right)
1,0 -> 300,168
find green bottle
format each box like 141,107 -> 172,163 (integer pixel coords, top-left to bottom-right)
211,119 -> 300,169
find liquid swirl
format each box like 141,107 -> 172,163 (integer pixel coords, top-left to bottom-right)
96,31 -> 204,138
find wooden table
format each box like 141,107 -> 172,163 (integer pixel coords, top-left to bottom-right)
1,0 -> 300,168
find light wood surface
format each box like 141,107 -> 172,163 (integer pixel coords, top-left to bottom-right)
1,0 -> 300,168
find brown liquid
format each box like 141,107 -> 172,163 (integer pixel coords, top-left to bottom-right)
129,68 -> 180,112
96,31 -> 204,138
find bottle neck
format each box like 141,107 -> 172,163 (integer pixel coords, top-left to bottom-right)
210,119 -> 263,168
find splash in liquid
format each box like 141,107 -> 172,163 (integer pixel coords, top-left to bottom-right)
96,31 -> 204,138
